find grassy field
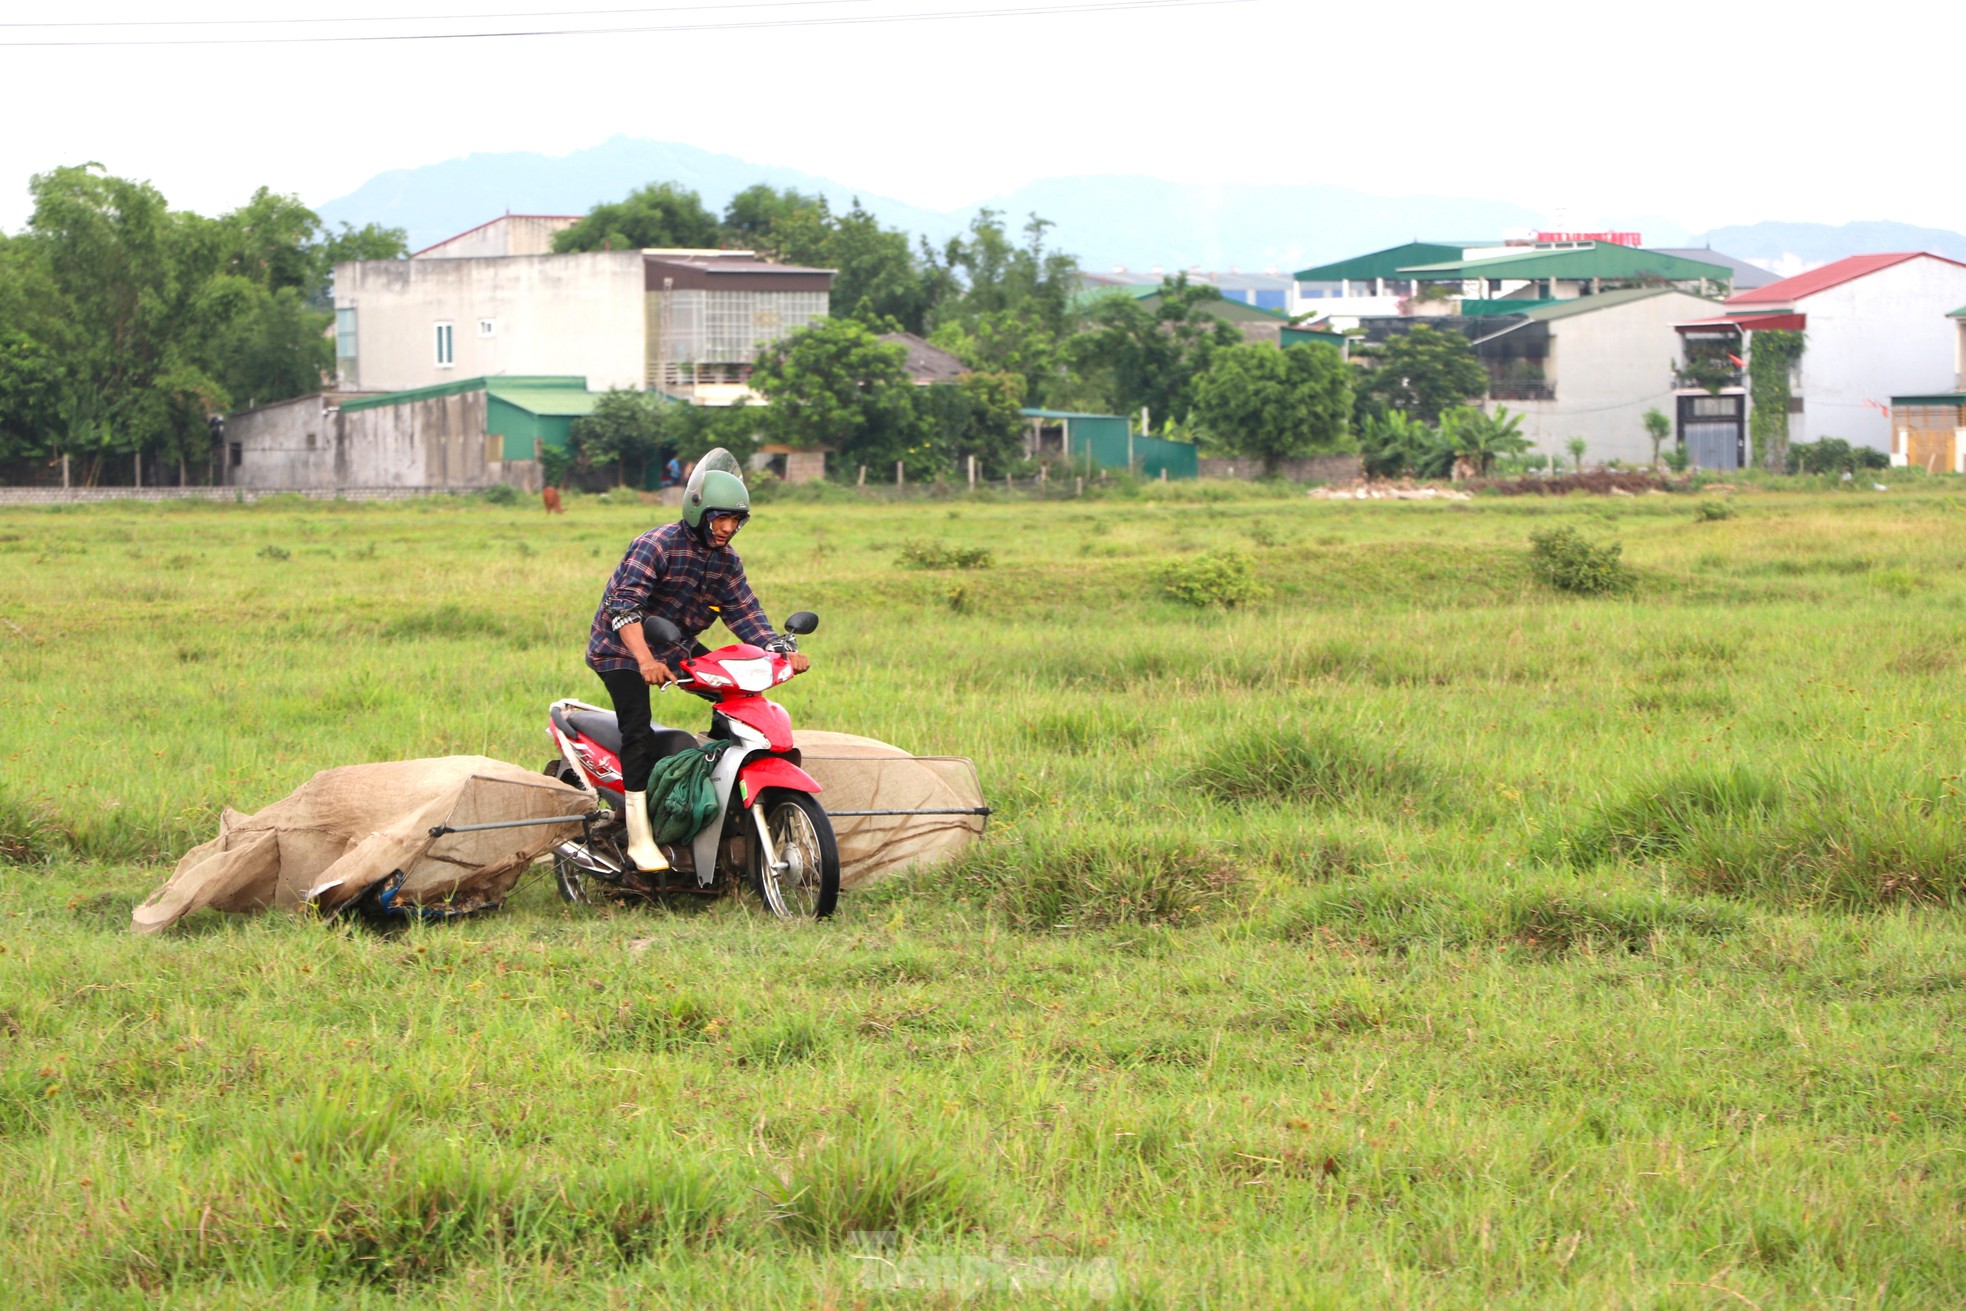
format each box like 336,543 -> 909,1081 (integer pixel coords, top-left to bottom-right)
2,477 -> 1964,1309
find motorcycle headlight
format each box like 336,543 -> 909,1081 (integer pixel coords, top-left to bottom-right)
720,657 -> 775,692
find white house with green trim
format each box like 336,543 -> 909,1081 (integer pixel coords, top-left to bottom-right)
223,377 -> 604,492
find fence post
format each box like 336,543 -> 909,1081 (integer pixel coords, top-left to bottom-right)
966,454 -> 976,491
61,453 -> 70,489
857,464 -> 866,487
1005,473 -> 1012,494
1038,465 -> 1047,487
1074,476 -> 1083,497
134,450 -> 141,489
895,461 -> 904,490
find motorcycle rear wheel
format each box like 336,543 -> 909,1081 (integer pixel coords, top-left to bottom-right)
748,789 -> 840,920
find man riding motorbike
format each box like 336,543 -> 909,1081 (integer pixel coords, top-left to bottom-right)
585,451 -> 810,873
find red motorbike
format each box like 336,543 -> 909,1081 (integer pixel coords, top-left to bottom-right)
542,612 -> 838,918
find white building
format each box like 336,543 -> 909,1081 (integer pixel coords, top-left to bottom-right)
411,213 -> 580,259
1471,287 -> 1723,466
1673,253 -> 1966,462
333,235 -> 833,404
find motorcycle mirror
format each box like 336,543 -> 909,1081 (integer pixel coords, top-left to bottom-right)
641,615 -> 686,647
785,611 -> 819,636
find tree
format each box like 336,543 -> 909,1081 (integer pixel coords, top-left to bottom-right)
1358,324 -> 1488,423
930,210 -> 1077,339
1069,275 -> 1240,428
552,182 -> 722,253
1192,341 -> 1354,475
748,317 -> 921,475
1566,436 -> 1588,472
721,185 -> 822,258
0,329 -> 63,458
569,390 -> 670,487
769,198 -> 952,334
1643,406 -> 1672,468
1358,410 -> 1444,479
1748,329 -> 1805,472
912,370 -> 1027,479
1442,406 -> 1530,477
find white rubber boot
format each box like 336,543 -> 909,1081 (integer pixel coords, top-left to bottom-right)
622,791 -> 669,872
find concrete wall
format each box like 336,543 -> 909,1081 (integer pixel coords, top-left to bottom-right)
1198,454 -> 1362,483
229,389 -> 535,490
334,252 -> 648,393
414,216 -> 578,259
1789,257 -> 1966,451
1495,290 -> 1720,466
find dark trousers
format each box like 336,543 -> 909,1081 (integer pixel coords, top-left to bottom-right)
597,668 -> 661,793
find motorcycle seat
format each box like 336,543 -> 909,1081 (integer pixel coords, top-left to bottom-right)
557,706 -> 696,763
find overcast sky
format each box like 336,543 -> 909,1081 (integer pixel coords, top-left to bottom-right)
0,0 -> 1956,239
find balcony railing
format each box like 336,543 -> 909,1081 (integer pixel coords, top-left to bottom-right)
1488,381 -> 1554,402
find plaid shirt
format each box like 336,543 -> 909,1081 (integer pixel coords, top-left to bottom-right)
586,521 -> 778,674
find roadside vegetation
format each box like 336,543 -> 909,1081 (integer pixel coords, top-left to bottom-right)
3,482 -> 1965,1307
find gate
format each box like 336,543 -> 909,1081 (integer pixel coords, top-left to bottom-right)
1679,393 -> 1745,471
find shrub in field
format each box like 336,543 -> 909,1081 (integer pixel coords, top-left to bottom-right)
761,1126 -> 979,1244
1527,525 -> 1635,596
475,482 -> 520,506
897,538 -> 993,570
1186,724 -> 1440,812
1156,547 -> 1266,608
256,543 -> 290,561
1274,876 -> 1742,954
1558,765 -> 1782,867
952,831 -> 1246,929
0,791 -> 60,865
1693,499 -> 1735,522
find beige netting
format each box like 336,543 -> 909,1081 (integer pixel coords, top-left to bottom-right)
796,731 -> 988,888
131,757 -> 592,935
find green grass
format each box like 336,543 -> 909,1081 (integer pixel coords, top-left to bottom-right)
4,482 -> 1966,1307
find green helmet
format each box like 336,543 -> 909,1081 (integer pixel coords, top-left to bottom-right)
681,448 -> 750,544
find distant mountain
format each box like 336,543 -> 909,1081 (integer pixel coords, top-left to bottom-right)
314,136 -> 966,255
317,138 -> 1966,277
312,137 -> 1545,272
1693,220 -> 1966,275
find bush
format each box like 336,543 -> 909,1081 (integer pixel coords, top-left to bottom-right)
1663,446 -> 1691,473
476,482 -> 520,506
1527,526 -> 1635,596
1157,548 -> 1266,608
896,539 -> 992,570
1693,499 -> 1734,522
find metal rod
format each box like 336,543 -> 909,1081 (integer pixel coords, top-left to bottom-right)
428,813 -> 600,837
847,806 -> 991,816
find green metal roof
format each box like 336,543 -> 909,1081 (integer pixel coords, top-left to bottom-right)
1069,287 -> 1285,323
1294,242 -> 1469,283
1889,393 -> 1966,405
1949,305 -> 1966,318
338,375 -> 592,413
1021,407 -> 1130,422
1398,244 -> 1734,284
1525,287 -> 1705,321
490,387 -> 605,418
1280,326 -> 1348,348
1458,299 -> 1554,317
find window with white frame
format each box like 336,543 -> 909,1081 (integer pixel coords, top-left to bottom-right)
335,307 -> 357,358
435,321 -> 455,367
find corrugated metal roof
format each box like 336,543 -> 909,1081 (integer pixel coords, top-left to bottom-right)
1400,244 -> 1733,283
338,375 -> 591,413
1651,248 -> 1780,290
1526,287 -> 1689,321
1294,242 -> 1472,283
1946,304 -> 1966,317
491,387 -> 606,418
1890,392 -> 1966,404
1021,407 -> 1129,421
1725,253 -> 1966,306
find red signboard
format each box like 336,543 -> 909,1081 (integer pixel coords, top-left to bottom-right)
1536,231 -> 1643,247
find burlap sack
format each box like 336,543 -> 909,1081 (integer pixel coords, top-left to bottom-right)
132,757 -> 591,934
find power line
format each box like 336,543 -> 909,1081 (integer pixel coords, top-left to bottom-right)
0,0 -> 870,30
0,0 -> 1255,47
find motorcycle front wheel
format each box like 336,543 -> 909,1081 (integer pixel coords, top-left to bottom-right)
748,789 -> 840,920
